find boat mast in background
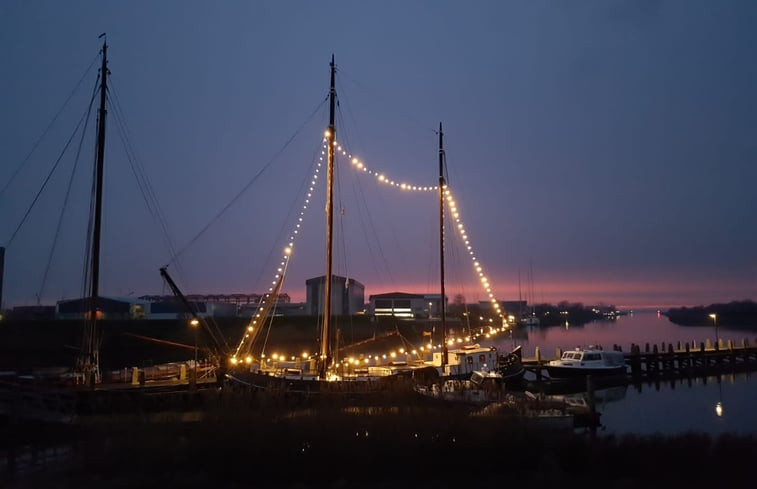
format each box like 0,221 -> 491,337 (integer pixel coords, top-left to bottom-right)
79,34 -> 109,386
438,123 -> 448,367
319,55 -> 337,379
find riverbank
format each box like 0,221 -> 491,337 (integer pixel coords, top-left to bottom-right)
665,300 -> 757,328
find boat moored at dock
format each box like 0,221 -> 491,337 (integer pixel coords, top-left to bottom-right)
546,346 -> 626,379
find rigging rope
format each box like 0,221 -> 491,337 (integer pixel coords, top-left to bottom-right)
108,81 -> 182,267
38,76 -> 100,303
0,54 -> 100,201
108,81 -> 231,352
255,136 -> 326,294
169,95 -> 329,265
81,100 -> 99,308
334,106 -> 396,288
5,81 -> 100,248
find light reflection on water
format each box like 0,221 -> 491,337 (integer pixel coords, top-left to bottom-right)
599,373 -> 757,436
494,310 -> 757,359
489,311 -> 757,436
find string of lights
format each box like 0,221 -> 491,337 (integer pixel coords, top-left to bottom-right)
231,133 -> 512,367
230,138 -> 328,363
333,139 -> 438,192
334,138 -> 507,326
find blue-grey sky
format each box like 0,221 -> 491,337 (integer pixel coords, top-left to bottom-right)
1,0 -> 755,310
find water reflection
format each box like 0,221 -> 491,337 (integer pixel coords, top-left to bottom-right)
495,310 -> 757,359
495,309 -> 756,436
715,376 -> 724,418
598,372 -> 755,436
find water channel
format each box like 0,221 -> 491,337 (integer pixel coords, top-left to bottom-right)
492,310 -> 757,436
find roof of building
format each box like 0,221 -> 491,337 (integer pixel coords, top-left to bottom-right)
57,296 -> 150,306
368,292 -> 426,300
305,275 -> 364,288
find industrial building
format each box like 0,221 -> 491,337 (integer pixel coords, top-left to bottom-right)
305,275 -> 365,316
369,292 -> 446,319
55,296 -> 236,320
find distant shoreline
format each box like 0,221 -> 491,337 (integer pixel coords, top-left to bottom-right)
665,300 -> 757,328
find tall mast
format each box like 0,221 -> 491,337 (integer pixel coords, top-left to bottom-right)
438,122 -> 448,367
319,54 -> 336,379
82,35 -> 108,386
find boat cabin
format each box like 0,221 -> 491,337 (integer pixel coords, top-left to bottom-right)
555,348 -> 625,367
432,344 -> 499,378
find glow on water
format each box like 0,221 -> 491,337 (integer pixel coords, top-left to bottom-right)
492,310 -> 757,359
488,310 -> 757,436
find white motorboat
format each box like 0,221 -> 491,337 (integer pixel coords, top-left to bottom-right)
546,346 -> 627,379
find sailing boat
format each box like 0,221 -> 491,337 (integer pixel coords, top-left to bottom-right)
412,125 -> 524,399
224,56 -> 523,396
224,56 -> 413,395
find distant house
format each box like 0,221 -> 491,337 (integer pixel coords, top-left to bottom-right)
369,292 -> 446,319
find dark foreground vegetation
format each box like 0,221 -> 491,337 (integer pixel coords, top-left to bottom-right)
666,300 -> 757,328
3,398 -> 756,488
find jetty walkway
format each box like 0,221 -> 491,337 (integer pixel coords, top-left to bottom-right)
522,337 -> 757,389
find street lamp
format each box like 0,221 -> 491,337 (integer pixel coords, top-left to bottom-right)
190,318 -> 200,381
708,313 -> 718,348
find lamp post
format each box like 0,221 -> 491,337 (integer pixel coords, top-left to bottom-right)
190,318 -> 199,381
709,313 -> 718,348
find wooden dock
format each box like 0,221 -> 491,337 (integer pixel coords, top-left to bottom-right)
522,337 -> 757,388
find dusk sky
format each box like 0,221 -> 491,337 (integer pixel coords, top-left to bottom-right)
1,1 -> 755,311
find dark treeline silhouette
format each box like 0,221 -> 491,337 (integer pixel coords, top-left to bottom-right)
665,300 -> 757,328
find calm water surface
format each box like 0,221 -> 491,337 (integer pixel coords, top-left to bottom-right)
492,311 -> 757,436
499,309 -> 757,359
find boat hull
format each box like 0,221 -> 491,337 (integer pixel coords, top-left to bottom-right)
225,370 -> 416,401
545,365 -> 627,379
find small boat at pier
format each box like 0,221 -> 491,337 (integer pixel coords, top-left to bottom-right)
546,346 -> 626,379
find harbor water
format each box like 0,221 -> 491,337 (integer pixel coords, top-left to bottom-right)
493,310 -> 757,436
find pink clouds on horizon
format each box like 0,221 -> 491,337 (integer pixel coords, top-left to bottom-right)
283,276 -> 755,311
